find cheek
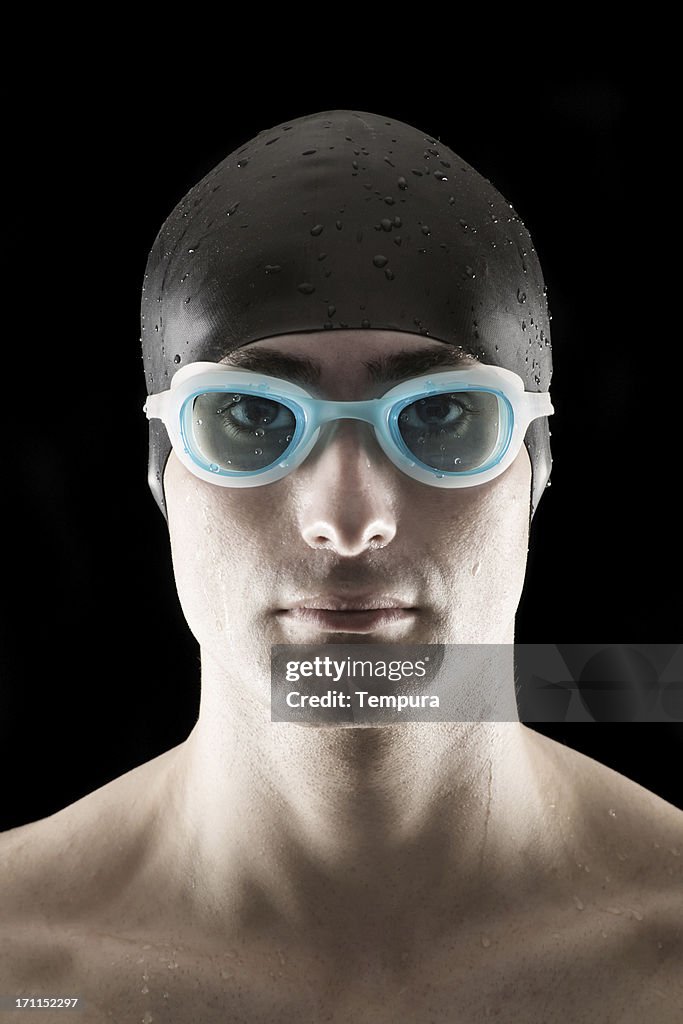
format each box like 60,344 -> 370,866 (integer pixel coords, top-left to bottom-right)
164,454 -> 278,643
415,449 -> 530,641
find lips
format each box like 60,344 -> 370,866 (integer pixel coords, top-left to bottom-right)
283,594 -> 415,612
276,595 -> 418,633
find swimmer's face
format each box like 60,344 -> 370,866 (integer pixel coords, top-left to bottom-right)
164,331 -> 532,669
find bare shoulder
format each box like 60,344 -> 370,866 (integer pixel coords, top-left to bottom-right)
529,728 -> 683,974
525,724 -> 683,850
0,744 -> 182,943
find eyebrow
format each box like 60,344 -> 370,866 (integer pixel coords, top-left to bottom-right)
223,343 -> 477,385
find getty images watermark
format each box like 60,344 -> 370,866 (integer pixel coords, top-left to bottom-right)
270,644 -> 683,724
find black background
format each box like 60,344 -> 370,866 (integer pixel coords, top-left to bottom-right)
2,53 -> 680,831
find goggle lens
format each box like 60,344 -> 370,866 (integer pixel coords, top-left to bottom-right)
187,385 -> 506,476
191,392 -> 297,471
396,390 -> 501,472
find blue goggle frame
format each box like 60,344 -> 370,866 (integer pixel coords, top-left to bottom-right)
144,361 -> 553,490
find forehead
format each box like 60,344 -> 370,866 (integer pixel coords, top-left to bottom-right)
220,330 -> 477,387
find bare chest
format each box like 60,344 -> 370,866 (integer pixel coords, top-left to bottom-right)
10,909 -> 679,1024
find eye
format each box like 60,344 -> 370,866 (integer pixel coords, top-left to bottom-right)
219,396 -> 286,430
400,394 -> 469,430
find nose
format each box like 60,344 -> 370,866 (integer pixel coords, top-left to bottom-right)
294,419 -> 398,555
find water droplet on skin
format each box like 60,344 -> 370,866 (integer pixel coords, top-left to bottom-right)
481,935 -> 491,948
573,896 -> 585,910
397,176 -> 408,190
297,282 -> 315,294
310,224 -> 324,236
517,288 -> 527,303
471,561 -> 481,576
373,255 -> 389,268
254,448 -> 263,456
265,264 -> 282,274
606,906 -> 622,915
254,428 -> 265,437
142,1013 -> 154,1024
173,354 -> 181,364
630,908 -> 644,921
608,808 -> 617,818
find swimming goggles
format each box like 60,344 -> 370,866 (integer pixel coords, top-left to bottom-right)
144,361 -> 553,489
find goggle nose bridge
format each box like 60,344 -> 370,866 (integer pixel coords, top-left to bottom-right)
308,398 -> 390,429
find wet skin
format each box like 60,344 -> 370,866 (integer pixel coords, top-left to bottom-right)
0,332 -> 681,1023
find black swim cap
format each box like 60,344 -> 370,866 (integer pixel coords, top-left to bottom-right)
141,109 -> 552,523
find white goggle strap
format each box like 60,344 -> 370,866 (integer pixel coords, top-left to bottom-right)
525,391 -> 554,420
143,390 -> 171,422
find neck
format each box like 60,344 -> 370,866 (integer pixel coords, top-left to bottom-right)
156,645 -> 562,949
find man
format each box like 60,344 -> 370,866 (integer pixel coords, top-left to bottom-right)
1,110 -> 681,1023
